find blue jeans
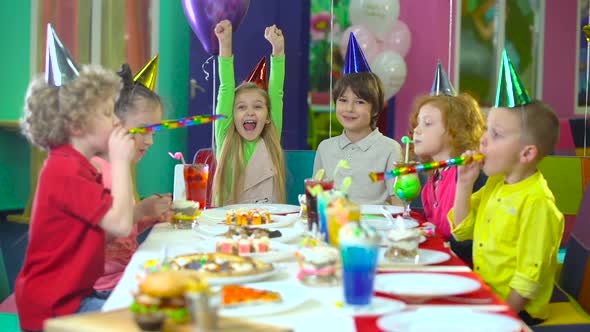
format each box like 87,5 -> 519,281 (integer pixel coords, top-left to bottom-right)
75,294 -> 106,313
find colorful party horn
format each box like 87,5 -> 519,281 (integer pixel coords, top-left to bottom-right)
128,114 -> 225,134
369,154 -> 485,182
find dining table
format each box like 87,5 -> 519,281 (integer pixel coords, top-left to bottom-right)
49,206 -> 533,332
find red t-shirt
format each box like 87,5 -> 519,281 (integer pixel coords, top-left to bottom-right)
15,144 -> 113,331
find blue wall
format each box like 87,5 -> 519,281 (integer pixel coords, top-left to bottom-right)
186,0 -> 311,159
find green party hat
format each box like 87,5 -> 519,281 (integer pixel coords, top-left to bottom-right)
494,49 -> 531,107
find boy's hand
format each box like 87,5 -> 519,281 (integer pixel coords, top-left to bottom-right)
456,150 -> 483,187
108,126 -> 135,163
214,20 -> 232,57
264,25 -> 284,56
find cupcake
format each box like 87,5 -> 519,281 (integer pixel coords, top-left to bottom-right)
252,229 -> 270,253
296,245 -> 339,286
385,224 -> 421,261
171,200 -> 199,229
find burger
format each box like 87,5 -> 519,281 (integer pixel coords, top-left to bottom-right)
129,270 -> 206,330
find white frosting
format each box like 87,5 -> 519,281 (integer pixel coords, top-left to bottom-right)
388,228 -> 420,242
299,247 -> 338,265
173,200 -> 199,210
389,240 -> 418,251
338,222 -> 380,247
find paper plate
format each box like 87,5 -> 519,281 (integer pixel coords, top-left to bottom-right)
374,273 -> 481,298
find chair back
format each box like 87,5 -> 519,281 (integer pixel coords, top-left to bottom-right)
284,150 -> 316,205
560,181 -> 590,313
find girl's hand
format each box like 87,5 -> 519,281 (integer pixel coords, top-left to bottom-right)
264,25 -> 284,56
456,150 -> 483,187
139,193 -> 172,220
108,126 -> 135,163
214,20 -> 232,57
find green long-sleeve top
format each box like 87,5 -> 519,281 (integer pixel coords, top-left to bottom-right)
214,55 -> 285,161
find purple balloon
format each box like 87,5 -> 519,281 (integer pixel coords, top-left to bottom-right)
182,0 -> 251,55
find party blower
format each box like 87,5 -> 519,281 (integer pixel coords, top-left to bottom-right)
369,154 -> 485,182
128,114 -> 225,134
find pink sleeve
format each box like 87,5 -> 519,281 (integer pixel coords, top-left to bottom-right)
91,156 -> 112,190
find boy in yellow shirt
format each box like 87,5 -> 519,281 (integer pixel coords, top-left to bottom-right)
449,50 -> 564,325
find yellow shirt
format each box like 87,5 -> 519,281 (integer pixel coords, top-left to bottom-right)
448,172 -> 564,319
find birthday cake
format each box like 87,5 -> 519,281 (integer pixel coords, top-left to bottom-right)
225,208 -> 272,226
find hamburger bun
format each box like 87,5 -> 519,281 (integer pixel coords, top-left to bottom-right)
139,270 -> 200,298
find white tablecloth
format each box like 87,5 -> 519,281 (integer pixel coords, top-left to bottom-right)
102,223 -> 357,331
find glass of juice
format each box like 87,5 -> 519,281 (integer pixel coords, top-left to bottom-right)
304,178 -> 334,233
338,221 -> 380,307
184,163 -> 209,209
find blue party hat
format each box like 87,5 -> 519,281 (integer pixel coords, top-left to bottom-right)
342,32 -> 371,75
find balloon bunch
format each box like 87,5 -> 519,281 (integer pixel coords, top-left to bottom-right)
128,114 -> 225,134
339,0 -> 410,99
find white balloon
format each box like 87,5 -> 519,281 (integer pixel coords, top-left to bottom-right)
370,51 -> 407,99
349,0 -> 400,39
339,25 -> 379,62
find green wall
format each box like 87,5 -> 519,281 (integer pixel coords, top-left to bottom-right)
0,1 -> 189,210
135,0 -> 189,197
0,1 -> 31,211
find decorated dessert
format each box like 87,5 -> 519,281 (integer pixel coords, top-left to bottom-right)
221,285 -> 282,308
170,252 -> 273,278
225,208 -> 272,226
295,240 -> 340,286
215,228 -> 271,255
171,200 -> 200,229
130,270 -> 207,329
385,219 -> 421,261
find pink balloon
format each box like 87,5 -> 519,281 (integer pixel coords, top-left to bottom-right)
381,21 -> 411,57
339,25 -> 379,63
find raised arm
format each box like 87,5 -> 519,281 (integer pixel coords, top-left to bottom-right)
214,20 -> 236,155
265,25 -> 285,136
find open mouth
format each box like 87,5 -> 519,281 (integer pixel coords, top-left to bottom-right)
342,115 -> 358,121
243,119 -> 257,131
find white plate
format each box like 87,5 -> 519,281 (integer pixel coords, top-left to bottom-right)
206,268 -> 280,286
241,242 -> 297,263
360,205 -> 404,215
195,224 -> 304,244
378,249 -> 450,268
336,298 -> 406,317
374,273 -> 481,298
202,204 -> 301,220
362,216 -> 419,230
199,213 -> 298,229
377,308 -> 522,332
219,281 -> 307,317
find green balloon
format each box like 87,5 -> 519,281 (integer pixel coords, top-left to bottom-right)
394,174 -> 421,201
